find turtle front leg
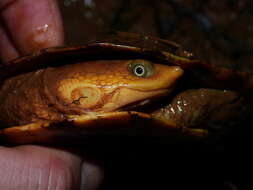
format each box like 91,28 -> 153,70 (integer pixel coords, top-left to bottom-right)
152,88 -> 248,138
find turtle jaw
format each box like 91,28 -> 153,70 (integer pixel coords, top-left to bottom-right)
101,88 -> 170,112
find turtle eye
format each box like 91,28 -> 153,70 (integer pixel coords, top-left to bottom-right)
128,60 -> 154,78
134,65 -> 145,77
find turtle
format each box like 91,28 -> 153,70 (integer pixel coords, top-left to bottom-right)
0,31 -> 252,145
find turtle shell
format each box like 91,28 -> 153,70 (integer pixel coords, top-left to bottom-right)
1,31 -> 252,92
0,32 -> 198,80
0,31 -> 251,145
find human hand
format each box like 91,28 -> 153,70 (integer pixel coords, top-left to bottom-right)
0,0 -> 63,63
0,145 -> 103,190
0,1 -> 103,189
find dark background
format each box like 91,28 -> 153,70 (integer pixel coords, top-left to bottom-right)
59,0 -> 253,72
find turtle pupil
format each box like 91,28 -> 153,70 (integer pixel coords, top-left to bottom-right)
135,66 -> 144,75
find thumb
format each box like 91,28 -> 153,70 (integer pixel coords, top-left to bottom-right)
0,145 -> 103,190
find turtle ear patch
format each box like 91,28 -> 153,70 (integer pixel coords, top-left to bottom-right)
70,87 -> 101,108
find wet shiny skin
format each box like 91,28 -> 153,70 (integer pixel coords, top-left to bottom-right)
0,59 -> 183,126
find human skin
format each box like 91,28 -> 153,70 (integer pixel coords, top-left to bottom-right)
0,0 -> 63,63
0,1 -> 103,189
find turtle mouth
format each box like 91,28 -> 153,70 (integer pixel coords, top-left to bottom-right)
119,90 -> 170,113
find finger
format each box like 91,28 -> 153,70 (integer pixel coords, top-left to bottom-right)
0,145 -> 103,190
0,0 -> 64,58
0,21 -> 19,63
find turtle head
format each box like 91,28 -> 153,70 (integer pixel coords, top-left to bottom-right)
50,59 -> 183,113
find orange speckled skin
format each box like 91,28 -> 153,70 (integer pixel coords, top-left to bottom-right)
0,59 -> 183,126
